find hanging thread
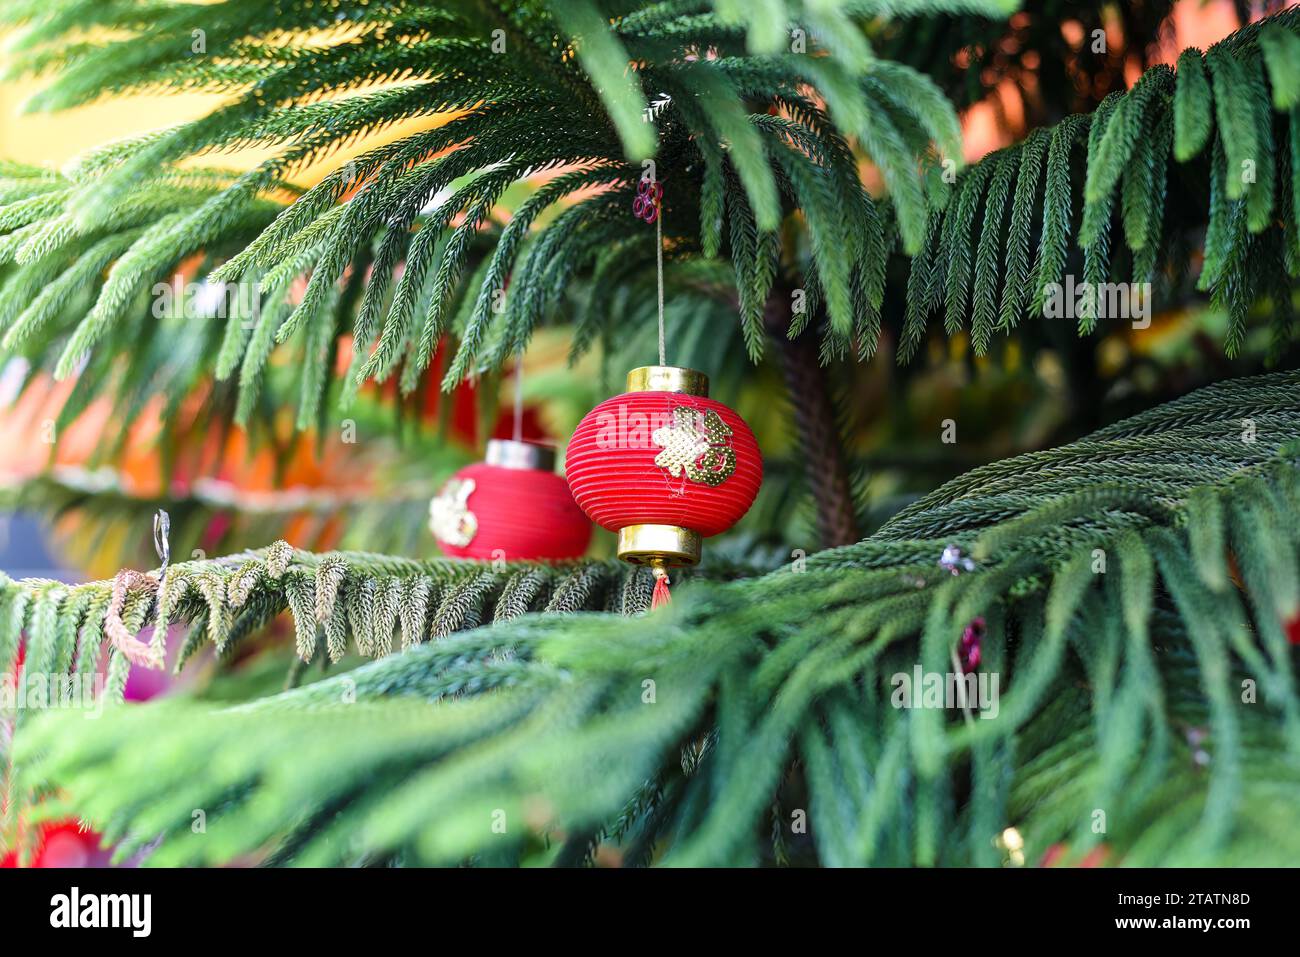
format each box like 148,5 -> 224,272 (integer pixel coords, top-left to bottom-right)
512,349 -> 524,443
656,191 -> 665,366
633,177 -> 666,366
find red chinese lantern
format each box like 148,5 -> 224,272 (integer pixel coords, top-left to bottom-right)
565,366 -> 762,605
429,439 -> 591,561
0,820 -> 107,868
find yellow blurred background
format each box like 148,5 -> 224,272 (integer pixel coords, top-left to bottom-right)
0,70 -> 435,187
0,76 -> 278,170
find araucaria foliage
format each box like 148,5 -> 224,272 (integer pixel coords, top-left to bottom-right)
1,1 -> 1299,867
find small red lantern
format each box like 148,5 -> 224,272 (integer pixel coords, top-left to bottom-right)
429,439 -> 591,561
0,820 -> 107,868
565,366 -> 762,603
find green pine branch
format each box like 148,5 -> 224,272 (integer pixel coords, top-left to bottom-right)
0,0 -> 982,438
901,8 -> 1300,361
9,368 -> 1300,865
4,5 -> 1297,446
0,545 -> 767,691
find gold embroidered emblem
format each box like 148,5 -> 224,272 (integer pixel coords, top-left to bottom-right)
652,407 -> 737,487
428,478 -> 478,546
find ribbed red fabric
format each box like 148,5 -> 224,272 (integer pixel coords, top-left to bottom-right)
435,462 -> 592,561
565,391 -> 762,537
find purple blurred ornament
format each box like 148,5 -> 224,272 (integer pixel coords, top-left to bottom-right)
959,616 -> 985,673
632,178 -> 663,223
939,543 -> 976,576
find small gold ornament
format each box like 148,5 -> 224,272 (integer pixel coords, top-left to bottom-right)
428,477 -> 478,546
652,406 -> 736,486
994,826 -> 1026,867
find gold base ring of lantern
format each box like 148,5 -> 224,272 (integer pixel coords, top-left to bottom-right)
617,523 -> 702,567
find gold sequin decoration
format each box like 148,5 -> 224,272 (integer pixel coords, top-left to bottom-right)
428,478 -> 478,546
652,407 -> 737,487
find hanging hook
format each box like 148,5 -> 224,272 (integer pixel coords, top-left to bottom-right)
153,508 -> 171,575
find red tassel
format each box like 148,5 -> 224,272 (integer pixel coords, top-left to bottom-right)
651,570 -> 671,609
